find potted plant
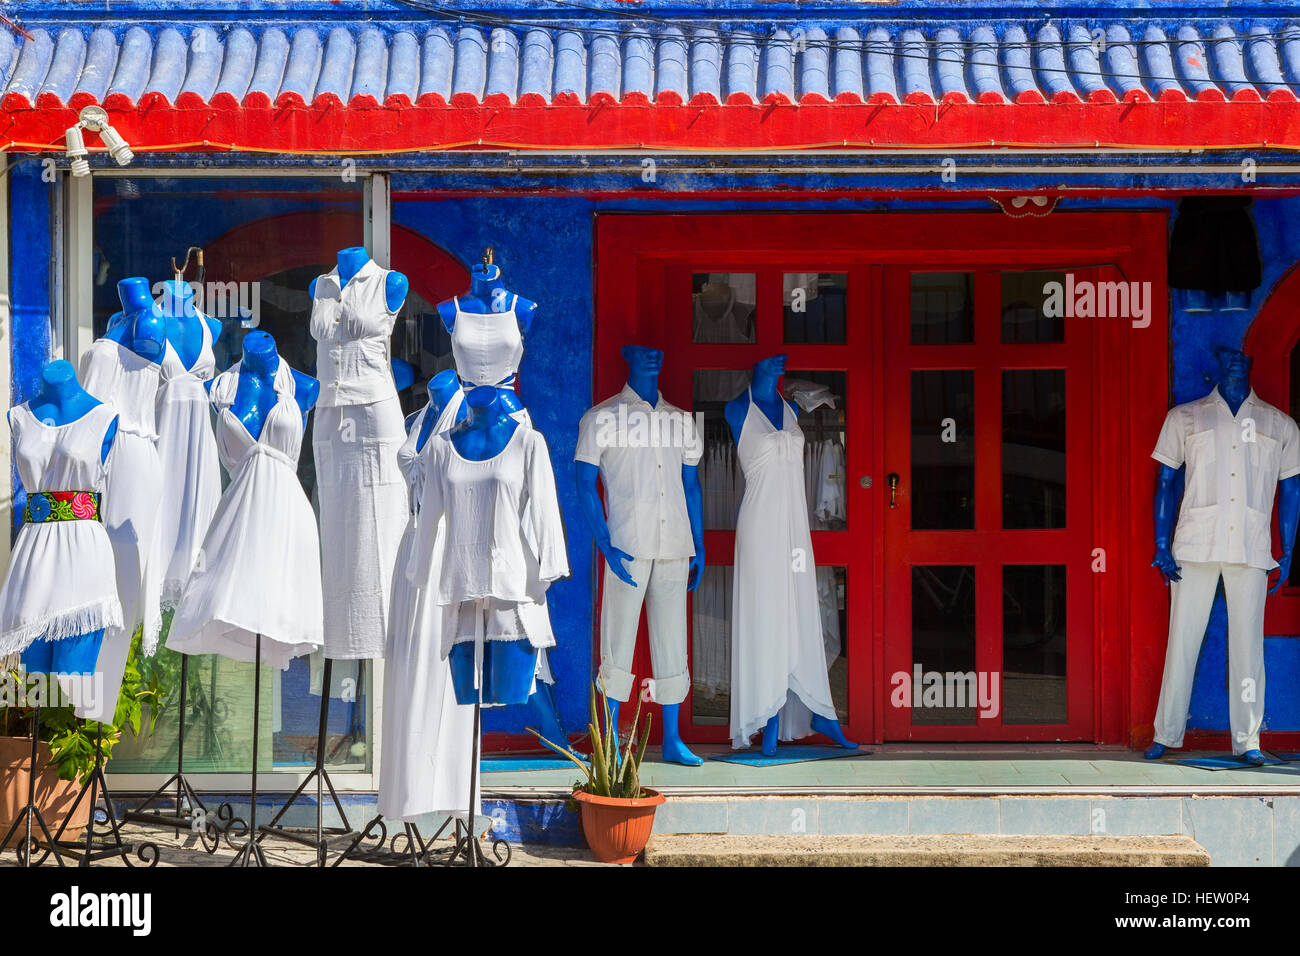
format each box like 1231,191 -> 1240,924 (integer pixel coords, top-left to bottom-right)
530,684 -> 664,864
0,630 -> 164,845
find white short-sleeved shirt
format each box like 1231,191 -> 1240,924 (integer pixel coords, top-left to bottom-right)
575,385 -> 703,560
1152,386 -> 1300,570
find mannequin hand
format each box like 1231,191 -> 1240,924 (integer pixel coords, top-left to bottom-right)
687,550 -> 704,593
1270,552 -> 1293,595
601,545 -> 638,587
1152,547 -> 1181,584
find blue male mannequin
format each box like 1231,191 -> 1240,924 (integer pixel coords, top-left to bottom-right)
105,277 -> 167,362
725,354 -> 857,756
1147,344 -> 1300,766
575,345 -> 705,766
19,360 -> 118,675
226,331 -> 319,432
157,278 -> 222,371
307,246 -> 408,314
436,262 -> 535,417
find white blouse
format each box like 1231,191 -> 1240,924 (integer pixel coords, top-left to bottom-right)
414,424 -> 569,606
310,258 -> 398,407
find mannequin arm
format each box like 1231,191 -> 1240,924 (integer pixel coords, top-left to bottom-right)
574,461 -> 637,587
683,463 -> 705,591
1270,475 -> 1300,594
1152,463 -> 1182,583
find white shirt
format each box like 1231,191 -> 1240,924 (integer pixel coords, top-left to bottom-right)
575,385 -> 703,560
310,259 -> 398,407
449,295 -> 525,387
1152,386 -> 1300,570
414,424 -> 569,605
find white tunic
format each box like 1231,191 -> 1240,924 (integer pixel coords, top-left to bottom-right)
379,391 -> 479,822
74,340 -> 165,722
729,390 -> 837,749
0,403 -> 122,656
449,295 -> 525,387
310,259 -> 408,660
166,361 -> 324,670
155,316 -> 221,606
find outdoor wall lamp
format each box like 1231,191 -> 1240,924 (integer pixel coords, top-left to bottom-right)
65,105 -> 134,176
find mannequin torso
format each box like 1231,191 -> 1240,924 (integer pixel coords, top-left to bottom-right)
158,279 -> 222,373
230,331 -> 319,439
28,361 -> 117,462
104,277 -> 166,362
725,355 -> 797,444
449,386 -> 519,460
308,246 -> 408,314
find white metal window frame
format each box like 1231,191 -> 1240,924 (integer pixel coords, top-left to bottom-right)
62,167 -> 392,794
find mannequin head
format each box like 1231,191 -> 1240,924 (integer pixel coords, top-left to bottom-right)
241,330 -> 278,376
40,359 -> 78,395
753,354 -> 787,379
1213,344 -> 1252,389
622,345 -> 664,377
157,278 -> 196,317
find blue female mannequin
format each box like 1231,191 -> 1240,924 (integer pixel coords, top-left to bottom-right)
307,246 -> 408,313
226,330 -> 319,429
575,345 -> 705,766
19,360 -> 118,674
436,262 -> 534,417
104,277 -> 167,361
157,278 -> 222,370
725,354 -> 857,755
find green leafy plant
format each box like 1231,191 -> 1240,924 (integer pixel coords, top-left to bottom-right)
1,627 -> 166,783
528,683 -> 651,800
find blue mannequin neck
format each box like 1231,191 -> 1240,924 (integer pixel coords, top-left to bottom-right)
337,246 -> 370,287
30,361 -> 99,424
451,388 -> 519,460
1219,373 -> 1251,416
416,370 -> 465,452
626,369 -> 659,407
158,279 -> 209,370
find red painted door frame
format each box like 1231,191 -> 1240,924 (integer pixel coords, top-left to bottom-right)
595,210 -> 1168,747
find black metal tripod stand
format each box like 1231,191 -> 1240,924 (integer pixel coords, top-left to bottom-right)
0,699 -> 65,867
227,634 -> 269,867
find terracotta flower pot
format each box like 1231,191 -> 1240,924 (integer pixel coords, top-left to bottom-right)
572,787 -> 665,864
0,736 -> 90,847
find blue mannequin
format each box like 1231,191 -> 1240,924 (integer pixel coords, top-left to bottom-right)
224,331 -> 320,432
446,387 -> 542,706
1147,344 -> 1299,766
157,278 -> 222,372
436,260 -> 535,418
19,360 -> 118,676
104,277 -> 167,362
307,246 -> 408,314
575,345 -> 705,766
725,354 -> 858,756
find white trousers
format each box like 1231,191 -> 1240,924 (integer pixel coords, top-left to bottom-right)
599,556 -> 690,705
1152,561 -> 1267,755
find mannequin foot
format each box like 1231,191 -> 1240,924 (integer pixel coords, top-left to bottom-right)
1143,743 -> 1169,760
761,715 -> 780,756
661,736 -> 703,767
810,713 -> 859,750
1242,749 -> 1268,766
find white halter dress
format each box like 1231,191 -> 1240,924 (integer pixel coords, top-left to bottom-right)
378,390 -> 479,821
74,339 -> 165,721
0,402 -> 122,656
730,389 -> 838,749
166,361 -> 324,670
155,315 -> 222,606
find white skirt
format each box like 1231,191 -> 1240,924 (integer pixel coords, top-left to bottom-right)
313,397 -> 408,660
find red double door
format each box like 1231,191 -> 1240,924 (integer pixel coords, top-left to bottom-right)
595,211 -> 1166,745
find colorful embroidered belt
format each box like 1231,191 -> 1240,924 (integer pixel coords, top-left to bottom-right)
23,491 -> 101,523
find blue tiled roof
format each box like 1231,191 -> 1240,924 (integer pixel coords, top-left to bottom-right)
4,20 -> 1300,110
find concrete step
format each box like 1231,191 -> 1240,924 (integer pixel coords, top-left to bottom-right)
642,833 -> 1211,867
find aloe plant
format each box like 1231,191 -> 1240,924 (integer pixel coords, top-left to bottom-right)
528,683 -> 651,800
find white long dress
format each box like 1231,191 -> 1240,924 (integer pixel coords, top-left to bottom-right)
74,339 -> 165,722
166,361 -> 324,670
0,403 -> 122,656
729,390 -> 838,749
378,391 -> 479,822
155,317 -> 221,606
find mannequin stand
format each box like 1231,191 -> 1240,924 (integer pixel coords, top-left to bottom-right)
0,699 -> 65,867
227,634 -> 269,867
255,658 -> 357,866
445,641 -> 511,868
34,723 -> 160,867
332,814 -> 455,867
121,654 -> 228,852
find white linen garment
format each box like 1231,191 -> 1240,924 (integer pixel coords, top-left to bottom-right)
574,385 -> 702,560
1152,561 -> 1268,755
74,340 -> 165,722
599,556 -> 690,704
729,390 -> 838,749
449,295 -> 525,387
310,259 -> 408,659
166,361 -> 324,670
379,391 -> 479,822
0,403 -> 122,656
1152,386 -> 1300,570
155,315 -> 221,605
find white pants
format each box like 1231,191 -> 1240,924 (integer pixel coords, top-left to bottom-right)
1152,561 -> 1267,755
599,557 -> 690,705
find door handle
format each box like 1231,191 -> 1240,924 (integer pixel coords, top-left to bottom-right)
887,472 -> 900,508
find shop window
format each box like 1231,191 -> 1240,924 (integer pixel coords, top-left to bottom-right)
1002,564 -> 1068,724
1001,270 -> 1066,343
784,273 -> 847,344
910,272 -> 974,344
692,273 -> 756,343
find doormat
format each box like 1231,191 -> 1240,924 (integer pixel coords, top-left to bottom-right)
482,756 -> 583,773
709,745 -> 867,767
1173,752 -> 1290,771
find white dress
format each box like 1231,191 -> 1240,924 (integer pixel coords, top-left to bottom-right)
0,403 -> 122,656
449,295 -> 525,387
311,260 -> 408,660
166,361 -> 324,670
74,339 -> 165,722
155,317 -> 221,606
378,391 -> 479,822
729,390 -> 838,749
